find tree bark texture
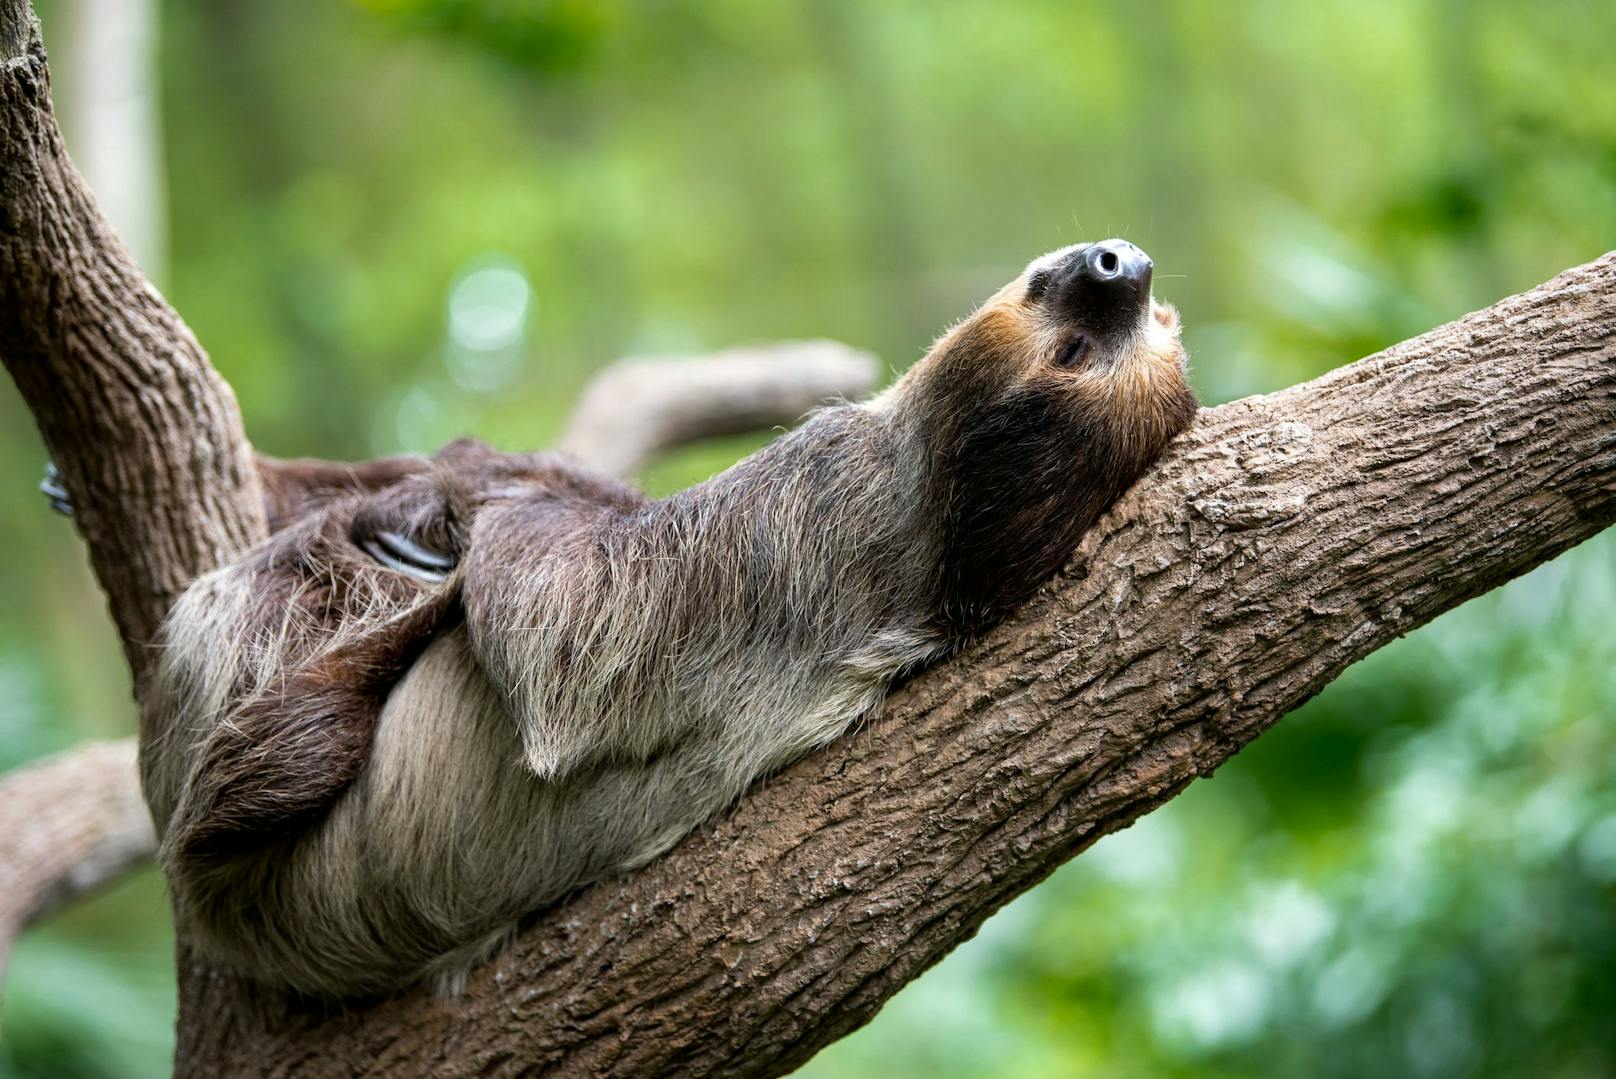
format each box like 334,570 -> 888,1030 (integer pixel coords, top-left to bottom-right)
0,6 -> 264,675
1,2 -> 1612,1075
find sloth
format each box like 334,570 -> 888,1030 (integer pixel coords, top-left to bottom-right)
128,239 -> 1197,998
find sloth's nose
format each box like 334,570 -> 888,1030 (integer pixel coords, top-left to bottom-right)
1042,239 -> 1154,333
1081,239 -> 1152,293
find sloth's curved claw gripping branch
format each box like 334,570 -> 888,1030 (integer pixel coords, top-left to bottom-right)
40,461 -> 72,516
358,530 -> 458,583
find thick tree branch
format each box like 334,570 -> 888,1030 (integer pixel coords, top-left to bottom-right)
0,3 -> 263,1024
170,255 -> 1616,1076
0,2 -> 264,674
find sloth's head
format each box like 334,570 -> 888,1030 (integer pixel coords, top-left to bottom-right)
913,238 -> 1194,443
897,239 -> 1199,633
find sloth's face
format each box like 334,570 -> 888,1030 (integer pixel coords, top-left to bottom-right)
908,240 -> 1199,633
972,239 -> 1191,429
908,238 -> 1194,446
1016,240 -> 1186,385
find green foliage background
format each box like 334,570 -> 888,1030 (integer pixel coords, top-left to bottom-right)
2,1 -> 1613,1075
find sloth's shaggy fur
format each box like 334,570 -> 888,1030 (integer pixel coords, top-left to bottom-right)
141,245 -> 1198,997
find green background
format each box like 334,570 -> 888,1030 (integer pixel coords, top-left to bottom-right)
3,1 -> 1614,1075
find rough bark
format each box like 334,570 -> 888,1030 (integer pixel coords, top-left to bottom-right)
0,1 -> 264,1033
0,740 -> 153,982
1,2 -> 1613,1075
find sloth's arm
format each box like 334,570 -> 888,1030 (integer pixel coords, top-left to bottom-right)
460,408 -> 934,783
157,494 -> 458,871
256,453 -> 433,531
166,584 -> 454,869
41,452 -> 431,532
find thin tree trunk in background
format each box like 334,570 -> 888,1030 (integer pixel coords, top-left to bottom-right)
61,0 -> 164,283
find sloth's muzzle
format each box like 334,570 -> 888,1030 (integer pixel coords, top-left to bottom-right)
1046,238 -> 1154,337
1081,239 -> 1152,293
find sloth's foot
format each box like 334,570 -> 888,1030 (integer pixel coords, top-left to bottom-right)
358,529 -> 457,583
41,462 -> 72,516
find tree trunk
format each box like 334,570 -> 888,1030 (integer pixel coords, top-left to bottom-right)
1,4 -> 1612,1075
60,0 -> 164,283
0,4 -> 264,673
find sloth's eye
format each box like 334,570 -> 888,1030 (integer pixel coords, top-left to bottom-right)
1053,336 -> 1092,369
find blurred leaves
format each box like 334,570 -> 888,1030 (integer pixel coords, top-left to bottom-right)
4,0 -> 1616,1076
354,0 -> 617,75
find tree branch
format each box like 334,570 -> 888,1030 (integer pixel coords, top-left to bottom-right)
557,341 -> 879,477
171,254 -> 1616,1076
0,0 -> 264,1021
0,0 -> 265,674
0,740 -> 153,982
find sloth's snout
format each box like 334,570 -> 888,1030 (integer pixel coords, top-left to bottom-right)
1081,239 -> 1152,292
1037,238 -> 1154,336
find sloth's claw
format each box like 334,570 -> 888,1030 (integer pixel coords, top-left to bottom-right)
360,530 -> 457,583
41,462 -> 73,517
